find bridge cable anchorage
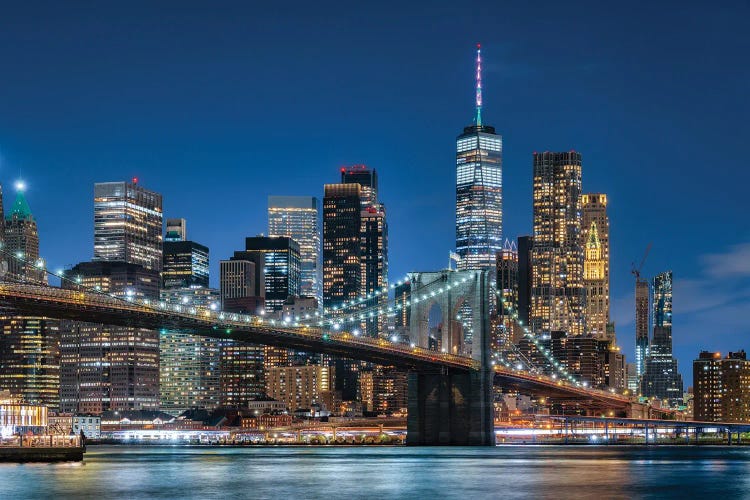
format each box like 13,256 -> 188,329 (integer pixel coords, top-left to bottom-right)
0,247 -> 479,371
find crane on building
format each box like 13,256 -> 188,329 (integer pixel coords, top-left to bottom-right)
631,243 -> 652,283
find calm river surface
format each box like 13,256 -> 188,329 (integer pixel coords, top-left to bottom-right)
1,445 -> 750,499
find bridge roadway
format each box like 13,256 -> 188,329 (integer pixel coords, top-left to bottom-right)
0,282 -> 476,372
493,367 -> 632,410
0,282 -> 634,410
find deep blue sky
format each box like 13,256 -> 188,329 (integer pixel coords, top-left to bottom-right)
1,1 -> 748,385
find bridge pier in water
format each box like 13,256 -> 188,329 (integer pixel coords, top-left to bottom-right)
406,270 -> 495,446
406,367 -> 495,446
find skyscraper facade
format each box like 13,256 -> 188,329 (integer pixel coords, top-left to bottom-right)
641,271 -> 683,406
59,261 -> 161,413
265,365 -> 333,413
162,240 -> 209,289
268,196 -> 321,305
495,240 -> 519,352
694,350 -> 750,422
244,236 -> 301,315
4,187 -> 45,284
582,194 -> 610,339
516,236 -> 533,327
220,258 -> 260,312
635,279 -> 650,380
340,166 -> 389,338
0,316 -> 60,409
219,342 -> 265,407
323,183 -> 362,308
455,48 -> 502,277
159,287 -> 221,415
0,185 -> 59,409
323,168 -> 388,400
93,180 -> 163,272
530,151 -> 584,336
159,219 -> 220,415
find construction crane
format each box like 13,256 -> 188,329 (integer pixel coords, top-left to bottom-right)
631,243 -> 652,282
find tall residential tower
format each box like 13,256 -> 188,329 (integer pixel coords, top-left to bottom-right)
641,271 -> 683,406
530,152 -> 585,336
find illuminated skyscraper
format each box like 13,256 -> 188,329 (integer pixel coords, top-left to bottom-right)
323,167 -> 388,400
94,180 -> 163,272
4,185 -> 45,284
582,194 -> 610,339
162,218 -> 209,289
641,271 -> 683,406
456,45 -> 503,276
530,151 -> 584,336
160,216 -> 219,415
340,166 -> 389,338
694,350 -> 750,422
159,287 -> 221,415
323,183 -> 362,308
244,236 -> 301,315
265,365 -> 333,413
163,241 -> 209,289
0,316 -> 60,409
0,183 -> 59,409
59,261 -> 160,413
268,196 -> 321,305
59,180 -> 162,414
495,240 -> 519,352
635,279 -> 650,380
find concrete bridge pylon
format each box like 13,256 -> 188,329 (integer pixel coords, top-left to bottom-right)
405,269 -> 495,446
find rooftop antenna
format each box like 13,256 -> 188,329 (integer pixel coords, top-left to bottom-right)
475,43 -> 483,127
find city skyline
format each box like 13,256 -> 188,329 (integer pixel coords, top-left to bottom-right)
0,2 -> 748,386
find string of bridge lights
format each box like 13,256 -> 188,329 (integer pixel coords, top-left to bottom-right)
314,271 -> 461,320
309,274 -> 478,330
496,291 -> 583,387
1,247 -> 585,388
0,246 -> 239,322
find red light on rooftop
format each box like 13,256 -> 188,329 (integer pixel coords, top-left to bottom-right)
340,168 -> 346,173
132,177 -> 138,184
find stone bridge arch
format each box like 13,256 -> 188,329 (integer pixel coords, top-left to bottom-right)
407,269 -> 490,364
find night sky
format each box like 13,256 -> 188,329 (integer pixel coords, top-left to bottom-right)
1,1 -> 748,384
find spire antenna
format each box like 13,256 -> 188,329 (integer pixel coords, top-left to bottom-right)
475,43 -> 482,127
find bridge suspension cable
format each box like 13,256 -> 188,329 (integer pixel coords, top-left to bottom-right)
305,272 -> 479,330
495,291 -> 584,387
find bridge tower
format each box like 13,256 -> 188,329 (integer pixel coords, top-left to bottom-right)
405,269 -> 494,446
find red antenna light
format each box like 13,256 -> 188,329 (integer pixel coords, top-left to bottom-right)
132,177 -> 138,184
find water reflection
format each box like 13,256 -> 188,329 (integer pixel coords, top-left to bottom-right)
1,445 -> 749,499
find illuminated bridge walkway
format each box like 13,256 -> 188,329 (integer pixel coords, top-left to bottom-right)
0,277 -> 640,444
0,282 -> 477,373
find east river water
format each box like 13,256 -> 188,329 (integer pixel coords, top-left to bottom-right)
1,445 -> 750,499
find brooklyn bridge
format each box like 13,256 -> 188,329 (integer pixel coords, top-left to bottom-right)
0,259 -> 660,446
